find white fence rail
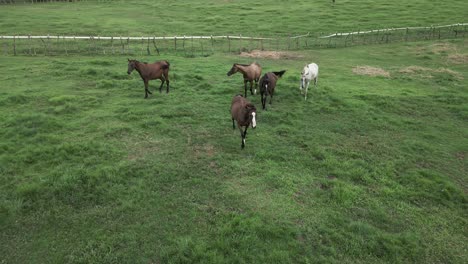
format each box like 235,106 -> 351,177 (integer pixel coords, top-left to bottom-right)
0,23 -> 466,56
319,23 -> 468,38
0,35 -> 273,40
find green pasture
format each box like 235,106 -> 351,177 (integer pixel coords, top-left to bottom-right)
1,0 -> 468,263
1,39 -> 467,263
0,0 -> 467,36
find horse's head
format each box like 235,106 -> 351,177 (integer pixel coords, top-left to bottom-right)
227,64 -> 238,76
245,104 -> 257,129
127,59 -> 137,74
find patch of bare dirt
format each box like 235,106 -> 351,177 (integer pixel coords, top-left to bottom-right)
399,66 -> 463,80
239,50 -> 303,60
352,66 -> 390,77
193,144 -> 216,158
430,42 -> 457,54
447,53 -> 468,64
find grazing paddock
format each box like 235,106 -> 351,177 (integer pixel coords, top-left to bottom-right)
1,0 -> 467,263
1,39 -> 467,263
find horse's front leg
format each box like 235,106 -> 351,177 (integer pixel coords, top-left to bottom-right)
166,79 -> 170,93
232,119 -> 236,130
144,80 -> 150,98
159,79 -> 165,93
238,126 -> 246,149
249,81 -> 254,95
305,81 -> 310,101
241,126 -> 249,149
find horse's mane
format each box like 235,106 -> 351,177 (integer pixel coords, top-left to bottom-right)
235,63 -> 253,67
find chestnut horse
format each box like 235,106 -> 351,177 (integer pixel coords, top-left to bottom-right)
259,70 -> 286,110
127,59 -> 170,98
227,62 -> 262,98
231,95 -> 257,149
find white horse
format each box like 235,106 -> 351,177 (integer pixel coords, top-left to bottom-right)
300,63 -> 319,101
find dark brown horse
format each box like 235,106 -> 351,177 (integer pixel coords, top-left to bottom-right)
231,95 -> 257,149
127,59 -> 170,98
227,62 -> 262,98
259,70 -> 286,110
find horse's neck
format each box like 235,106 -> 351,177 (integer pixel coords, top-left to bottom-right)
135,62 -> 145,75
236,65 -> 250,75
241,106 -> 250,122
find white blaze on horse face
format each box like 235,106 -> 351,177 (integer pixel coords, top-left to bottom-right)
251,112 -> 256,128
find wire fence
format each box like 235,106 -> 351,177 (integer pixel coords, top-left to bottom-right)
1,23 -> 466,56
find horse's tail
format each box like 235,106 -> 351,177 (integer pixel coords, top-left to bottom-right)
162,60 -> 170,70
273,70 -> 286,78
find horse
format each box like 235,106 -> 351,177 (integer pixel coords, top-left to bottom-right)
300,63 -> 319,101
227,62 -> 262,98
231,95 -> 257,149
127,59 -> 170,98
259,70 -> 286,110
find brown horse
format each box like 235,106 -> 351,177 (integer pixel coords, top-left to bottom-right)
127,59 -> 170,98
231,95 -> 257,149
227,62 -> 262,98
259,70 -> 286,110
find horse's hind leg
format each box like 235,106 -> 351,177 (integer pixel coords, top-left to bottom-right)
243,80 -> 248,97
254,79 -> 259,95
261,93 -> 266,110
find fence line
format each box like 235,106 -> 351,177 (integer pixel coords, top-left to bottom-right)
0,23 -> 466,56
0,35 -> 273,41
319,23 -> 468,38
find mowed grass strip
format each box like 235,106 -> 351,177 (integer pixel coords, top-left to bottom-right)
0,39 -> 467,263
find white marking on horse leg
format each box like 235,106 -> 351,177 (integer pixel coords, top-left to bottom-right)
251,112 -> 256,128
243,138 -> 246,145
305,85 -> 308,101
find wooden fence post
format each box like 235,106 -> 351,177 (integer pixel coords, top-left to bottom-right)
127,37 -> 130,55
152,37 -> 160,55
239,34 -> 242,53
147,37 -> 150,55
111,36 -> 114,54
64,36 -> 68,56
13,35 -> 16,56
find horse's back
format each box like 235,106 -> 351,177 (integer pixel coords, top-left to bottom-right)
231,95 -> 247,118
308,63 -> 319,76
253,62 -> 262,78
260,72 -> 278,90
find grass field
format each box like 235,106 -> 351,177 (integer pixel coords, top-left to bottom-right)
1,0 -> 468,36
1,1 -> 467,263
1,39 -> 467,263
